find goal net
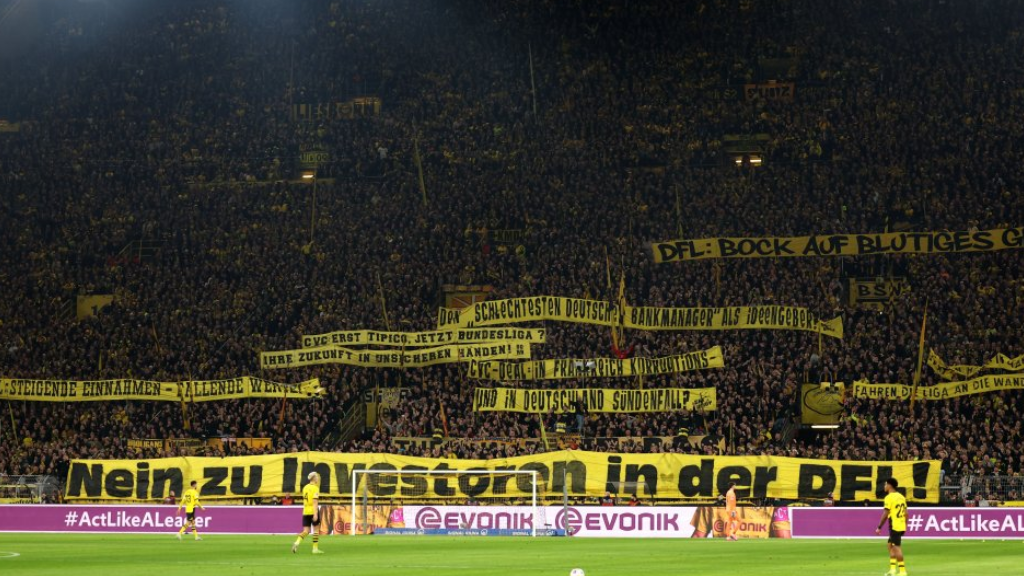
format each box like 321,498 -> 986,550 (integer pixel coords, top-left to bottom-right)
350,469 -> 545,536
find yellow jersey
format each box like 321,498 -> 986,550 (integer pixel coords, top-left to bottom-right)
302,481 -> 320,516
884,491 -> 908,532
182,488 -> 201,513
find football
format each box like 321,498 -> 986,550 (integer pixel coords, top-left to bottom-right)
570,569 -> 585,576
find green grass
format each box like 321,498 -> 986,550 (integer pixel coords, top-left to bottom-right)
0,534 -> 1020,575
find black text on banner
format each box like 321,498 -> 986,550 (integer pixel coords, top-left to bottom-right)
466,347 -> 725,381
64,450 -> 941,503
472,387 -> 717,413
651,227 -> 1024,263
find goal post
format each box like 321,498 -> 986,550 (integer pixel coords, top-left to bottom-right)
350,468 -> 542,536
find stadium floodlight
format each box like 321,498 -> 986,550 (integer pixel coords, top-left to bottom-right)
350,468 -> 542,536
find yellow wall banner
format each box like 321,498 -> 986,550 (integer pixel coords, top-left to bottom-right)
64,450 -> 941,502
181,378 -> 323,402
473,387 -> 716,413
625,305 -> 843,339
437,297 -> 839,338
128,438 -> 205,452
260,342 -> 531,370
927,349 -> 1024,381
651,226 -> 1024,263
0,377 -> 323,402
300,327 -> 546,349
466,347 -> 724,381
437,296 -> 617,329
851,374 -> 1024,401
0,379 -> 180,402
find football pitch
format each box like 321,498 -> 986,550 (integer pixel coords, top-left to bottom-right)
0,534 -> 1020,575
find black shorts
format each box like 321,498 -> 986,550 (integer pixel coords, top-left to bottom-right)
186,511 -> 195,522
302,514 -> 320,529
888,530 -> 904,546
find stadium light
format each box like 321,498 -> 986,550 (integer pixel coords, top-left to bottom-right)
301,172 -> 315,179
811,424 -> 839,429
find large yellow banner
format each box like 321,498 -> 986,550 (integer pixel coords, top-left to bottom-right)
473,387 -> 716,413
851,374 -> 1024,401
437,296 -> 616,329
437,298 -> 841,338
0,377 -> 323,402
260,341 -> 532,370
300,327 -> 546,348
927,349 -> 1024,381
626,305 -> 842,338
64,450 -> 941,502
651,226 -> 1024,263
466,347 -> 724,381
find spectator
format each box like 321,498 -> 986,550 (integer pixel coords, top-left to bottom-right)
0,0 -> 1020,500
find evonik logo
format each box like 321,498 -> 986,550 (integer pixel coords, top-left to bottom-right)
554,507 -> 680,535
414,507 -> 534,530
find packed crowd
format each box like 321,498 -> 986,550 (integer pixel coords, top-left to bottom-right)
1,0 -> 1022,500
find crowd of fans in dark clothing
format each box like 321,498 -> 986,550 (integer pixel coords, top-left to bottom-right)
1,0 -> 1023,502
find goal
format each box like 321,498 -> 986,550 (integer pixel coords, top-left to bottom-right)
349,468 -> 545,536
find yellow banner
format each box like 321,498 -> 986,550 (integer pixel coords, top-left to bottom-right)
744,82 -> 795,102
390,434 -> 721,452
438,297 -> 840,338
848,277 -> 911,310
626,305 -> 842,338
127,438 -> 205,452
301,327 -> 546,349
473,387 -> 716,413
437,296 -> 616,329
0,377 -> 323,402
64,450 -> 941,502
291,97 -> 381,122
76,294 -> 115,320
851,373 -> 1024,401
927,349 -> 1024,381
206,437 -> 274,451
800,383 -> 846,425
260,342 -> 531,370
651,226 -> 1024,263
466,347 -> 724,381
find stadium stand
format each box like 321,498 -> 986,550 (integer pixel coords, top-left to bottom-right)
0,0 -> 1022,503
